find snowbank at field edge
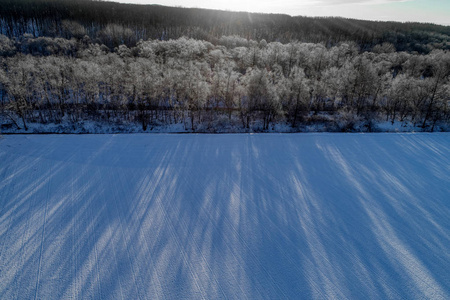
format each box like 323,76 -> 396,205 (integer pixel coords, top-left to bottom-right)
1,119 -> 448,134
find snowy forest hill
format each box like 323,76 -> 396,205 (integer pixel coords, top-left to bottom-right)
0,1 -> 450,133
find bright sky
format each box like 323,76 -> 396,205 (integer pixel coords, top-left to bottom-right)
113,0 -> 450,25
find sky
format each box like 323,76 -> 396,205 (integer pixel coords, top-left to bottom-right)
113,0 -> 450,25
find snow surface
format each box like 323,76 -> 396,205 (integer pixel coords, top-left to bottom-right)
0,133 -> 449,299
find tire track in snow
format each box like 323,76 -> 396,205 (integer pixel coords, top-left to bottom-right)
0,162 -> 31,299
165,139 -> 291,299
102,216 -> 126,300
213,141 -> 345,298
177,172 -> 253,299
126,172 -> 166,299
180,140 -> 302,299
3,171 -> 25,297
186,143 -> 330,298
182,175 -> 290,300
72,162 -> 93,300
0,157 -> 18,273
86,166 -> 125,300
151,166 -> 210,299
12,163 -> 42,300
163,180 -> 230,299
152,151 -> 231,298
109,168 -> 143,300
322,145 -> 446,299
4,157 -> 59,299
71,162 -> 79,300
34,163 -> 52,300
255,171 -> 383,298
72,164 -> 104,300
2,134 -> 449,299
86,167 -> 104,300
241,144 -> 373,298
165,139 -> 281,298
0,152 -> 12,211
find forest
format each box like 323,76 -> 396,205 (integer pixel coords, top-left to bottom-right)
0,0 -> 449,132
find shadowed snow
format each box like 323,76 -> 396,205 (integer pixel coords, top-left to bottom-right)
0,133 -> 449,299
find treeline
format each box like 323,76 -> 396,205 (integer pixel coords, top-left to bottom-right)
1,36 -> 449,132
0,0 -> 449,54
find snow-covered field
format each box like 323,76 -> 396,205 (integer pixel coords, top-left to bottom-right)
0,133 -> 449,299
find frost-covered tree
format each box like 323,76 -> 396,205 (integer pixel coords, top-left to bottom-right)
421,50 -> 450,130
0,34 -> 16,56
0,33 -> 449,132
2,55 -> 38,130
285,66 -> 310,127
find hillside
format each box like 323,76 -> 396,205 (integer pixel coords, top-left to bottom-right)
1,0 -> 449,53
